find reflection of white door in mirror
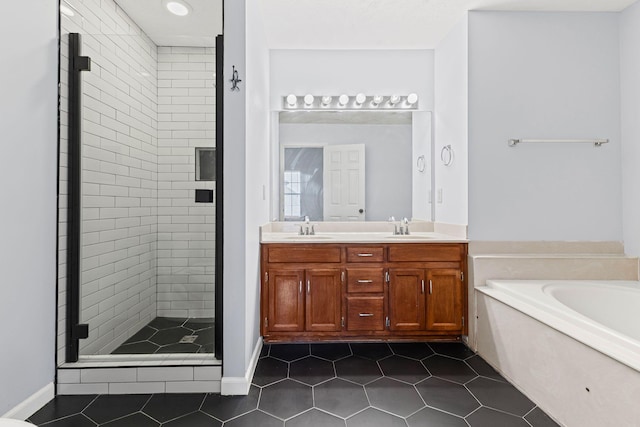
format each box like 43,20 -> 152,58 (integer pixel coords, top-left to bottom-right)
323,144 -> 366,221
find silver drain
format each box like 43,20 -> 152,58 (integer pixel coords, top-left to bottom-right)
179,335 -> 198,344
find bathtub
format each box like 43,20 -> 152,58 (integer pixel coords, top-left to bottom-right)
475,280 -> 640,427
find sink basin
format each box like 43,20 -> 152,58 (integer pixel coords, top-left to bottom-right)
284,235 -> 333,240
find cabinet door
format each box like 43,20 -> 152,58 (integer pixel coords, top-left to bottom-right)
306,269 -> 342,332
388,268 -> 426,331
426,269 -> 463,332
267,269 -> 305,332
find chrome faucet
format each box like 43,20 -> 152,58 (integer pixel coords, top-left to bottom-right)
392,217 -> 410,235
299,216 -> 315,235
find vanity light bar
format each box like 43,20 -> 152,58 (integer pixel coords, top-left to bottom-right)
283,94 -> 419,110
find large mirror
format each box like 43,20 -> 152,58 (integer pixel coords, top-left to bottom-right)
274,110 -> 432,222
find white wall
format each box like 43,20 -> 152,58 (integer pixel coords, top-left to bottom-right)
270,50 -> 434,111
434,15 -> 468,226
468,12 -> 622,241
222,0 -> 249,384
620,2 -> 640,257
244,0 -> 271,380
279,123 -> 413,221
157,47 -> 216,318
0,0 -> 57,415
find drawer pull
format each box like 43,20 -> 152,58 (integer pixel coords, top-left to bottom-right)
358,313 -> 374,317
357,279 -> 373,283
421,279 -> 425,294
429,279 -> 433,294
357,253 -> 374,257
299,280 -> 302,294
307,279 -> 311,294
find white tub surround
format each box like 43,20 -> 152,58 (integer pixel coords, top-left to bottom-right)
260,221 -> 467,243
476,280 -> 640,426
466,241 -> 639,350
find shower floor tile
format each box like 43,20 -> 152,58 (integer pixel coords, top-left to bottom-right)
33,342 -> 560,426
112,317 -> 214,355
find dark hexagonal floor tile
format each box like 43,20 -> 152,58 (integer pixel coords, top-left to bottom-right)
525,407 -> 560,427
111,341 -> 159,354
346,408 -> 407,427
198,344 -> 214,353
142,393 -> 205,423
157,343 -> 201,353
260,344 -> 271,358
311,343 -> 351,361
416,377 -> 480,417
422,355 -> 478,384
378,355 -> 430,384
35,413 -> 97,427
466,377 -> 535,417
84,394 -> 150,424
125,326 -> 157,343
465,355 -> 506,382
259,379 -> 313,419
270,344 -> 311,361
224,410 -> 282,427
314,378 -> 369,418
286,409 -> 346,427
102,413 -> 159,427
29,395 -> 97,425
183,318 -> 214,331
428,342 -> 475,360
252,357 -> 288,386
365,377 -> 424,417
201,385 -> 260,421
148,317 -> 185,329
149,327 -> 194,346
407,407 -> 467,427
163,411 -> 222,427
194,328 -> 214,346
350,343 -> 392,360
389,342 -> 434,360
335,356 -> 382,385
290,356 -> 335,385
466,407 -> 531,427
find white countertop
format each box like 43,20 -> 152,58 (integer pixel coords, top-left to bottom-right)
260,231 -> 468,244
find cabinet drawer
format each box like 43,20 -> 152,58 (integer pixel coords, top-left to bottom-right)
346,246 -> 384,263
388,244 -> 463,262
346,297 -> 385,331
347,268 -> 384,293
267,246 -> 341,263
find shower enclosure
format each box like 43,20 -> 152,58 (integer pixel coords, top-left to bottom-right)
58,0 -> 223,363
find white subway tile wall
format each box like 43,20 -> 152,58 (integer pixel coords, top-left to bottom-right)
156,47 -> 216,319
57,0 -> 216,360
59,0 -> 159,357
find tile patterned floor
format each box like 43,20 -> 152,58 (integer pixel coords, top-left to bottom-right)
111,317 -> 214,355
30,342 -> 559,426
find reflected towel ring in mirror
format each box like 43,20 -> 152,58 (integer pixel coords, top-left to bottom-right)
416,155 -> 426,173
441,145 -> 453,166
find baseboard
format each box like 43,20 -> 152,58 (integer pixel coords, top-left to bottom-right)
220,338 -> 262,395
2,382 -> 54,420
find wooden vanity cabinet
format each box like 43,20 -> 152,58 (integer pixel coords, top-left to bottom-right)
261,242 -> 467,342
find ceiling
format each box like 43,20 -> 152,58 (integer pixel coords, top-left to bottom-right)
114,0 -> 222,47
112,0 -> 637,49
258,0 -> 639,49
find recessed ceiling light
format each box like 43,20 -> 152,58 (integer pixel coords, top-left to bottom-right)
163,0 -> 191,16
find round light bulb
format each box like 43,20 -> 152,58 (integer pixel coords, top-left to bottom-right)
338,94 -> 349,107
321,96 -> 333,106
304,94 -> 314,106
406,93 -> 419,106
355,93 -> 366,106
286,94 -> 297,107
371,95 -> 384,107
389,95 -> 401,105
